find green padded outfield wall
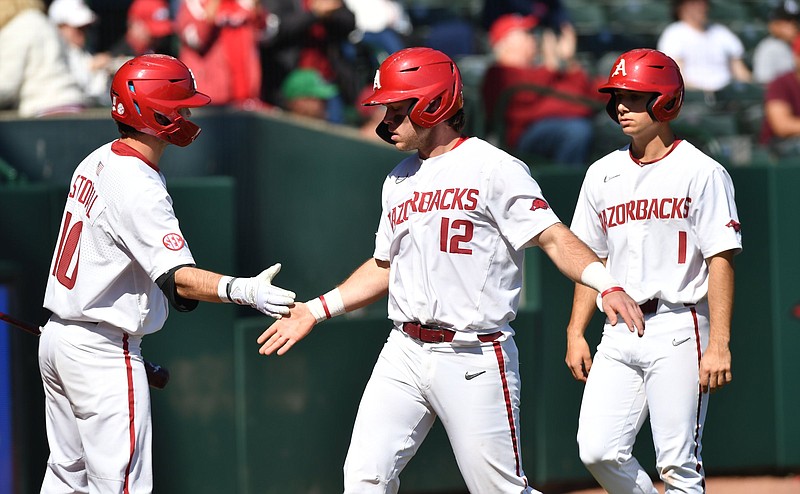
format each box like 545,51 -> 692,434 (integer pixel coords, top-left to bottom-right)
764,166 -> 800,468
1,110 -> 799,492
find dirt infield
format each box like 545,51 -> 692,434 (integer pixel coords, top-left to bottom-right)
562,474 -> 800,493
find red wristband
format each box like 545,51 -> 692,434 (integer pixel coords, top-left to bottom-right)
319,295 -> 332,319
600,286 -> 625,298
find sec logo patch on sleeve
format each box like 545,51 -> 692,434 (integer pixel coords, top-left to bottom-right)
162,233 -> 185,251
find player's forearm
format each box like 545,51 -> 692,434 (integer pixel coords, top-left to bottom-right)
567,282 -> 598,339
538,223 -> 617,291
538,224 -> 596,280
338,258 -> 390,311
174,266 -> 225,302
706,251 -> 735,347
306,258 -> 390,322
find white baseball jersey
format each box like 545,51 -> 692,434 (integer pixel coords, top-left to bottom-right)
373,136 -> 560,332
570,139 -> 742,305
571,139 -> 742,494
43,140 -> 196,335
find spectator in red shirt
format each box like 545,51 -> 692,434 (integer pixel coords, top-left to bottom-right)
481,14 -> 603,167
125,0 -> 175,56
760,35 -> 800,157
176,0 -> 267,108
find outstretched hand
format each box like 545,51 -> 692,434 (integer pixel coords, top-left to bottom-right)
257,302 -> 316,356
601,290 -> 645,336
230,263 -> 296,319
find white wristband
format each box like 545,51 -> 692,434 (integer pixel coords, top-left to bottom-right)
580,261 -> 620,294
217,276 -> 235,303
305,288 -> 345,323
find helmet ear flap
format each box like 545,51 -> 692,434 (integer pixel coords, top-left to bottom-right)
648,91 -> 683,122
424,97 -> 442,114
607,93 -> 673,123
605,94 -> 619,123
153,111 -> 172,126
375,121 -> 394,144
646,94 -> 660,122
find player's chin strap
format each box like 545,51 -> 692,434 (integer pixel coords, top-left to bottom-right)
375,122 -> 394,144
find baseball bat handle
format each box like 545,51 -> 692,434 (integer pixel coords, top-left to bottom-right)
0,311 -> 40,335
0,311 -> 169,389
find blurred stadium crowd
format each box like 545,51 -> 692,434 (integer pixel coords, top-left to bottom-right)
0,0 -> 798,167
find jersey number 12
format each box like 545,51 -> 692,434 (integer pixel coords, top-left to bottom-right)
440,217 -> 473,254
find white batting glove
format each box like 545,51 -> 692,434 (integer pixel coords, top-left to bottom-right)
228,264 -> 296,318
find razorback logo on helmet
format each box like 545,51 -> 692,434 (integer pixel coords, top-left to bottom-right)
611,58 -> 627,78
373,70 -> 381,90
162,233 -> 185,251
530,198 -> 550,211
726,219 -> 741,232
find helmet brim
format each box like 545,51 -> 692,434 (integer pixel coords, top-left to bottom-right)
361,88 -> 414,107
164,91 -> 211,108
598,82 -> 663,94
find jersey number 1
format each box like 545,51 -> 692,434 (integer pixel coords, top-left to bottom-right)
440,217 -> 473,254
52,211 -> 82,289
678,231 -> 687,264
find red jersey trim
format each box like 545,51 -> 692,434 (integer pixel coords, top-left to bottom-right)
630,139 -> 683,166
112,140 -> 160,172
452,136 -> 470,150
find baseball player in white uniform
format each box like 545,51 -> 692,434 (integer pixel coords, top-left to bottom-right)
38,54 -> 295,493
256,47 -> 644,493
565,48 -> 742,493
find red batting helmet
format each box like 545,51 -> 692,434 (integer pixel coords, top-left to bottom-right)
110,54 -> 211,147
361,47 -> 463,128
599,48 -> 684,123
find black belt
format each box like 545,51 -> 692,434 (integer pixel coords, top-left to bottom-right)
402,322 -> 502,343
639,298 -> 659,315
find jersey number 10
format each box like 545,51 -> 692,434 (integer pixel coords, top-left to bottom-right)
52,211 -> 82,289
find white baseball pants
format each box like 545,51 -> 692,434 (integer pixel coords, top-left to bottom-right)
577,303 -> 710,493
343,327 -> 539,494
38,318 -> 153,493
